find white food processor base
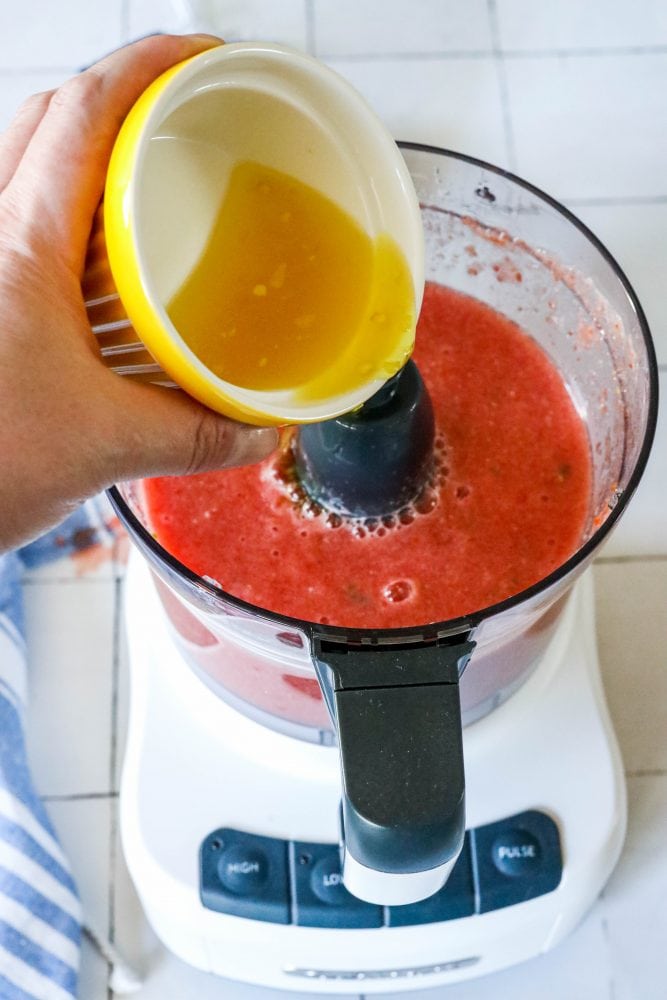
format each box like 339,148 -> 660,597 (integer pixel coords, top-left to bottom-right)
120,554 -> 625,993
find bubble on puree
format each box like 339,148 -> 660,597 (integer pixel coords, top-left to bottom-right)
145,283 -> 592,628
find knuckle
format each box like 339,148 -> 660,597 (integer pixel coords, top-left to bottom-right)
50,69 -> 105,114
16,89 -> 53,120
187,411 -> 231,475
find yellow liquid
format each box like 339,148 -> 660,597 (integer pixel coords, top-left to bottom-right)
167,160 -> 416,400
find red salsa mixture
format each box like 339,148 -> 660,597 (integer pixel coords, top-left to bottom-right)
144,283 -> 592,628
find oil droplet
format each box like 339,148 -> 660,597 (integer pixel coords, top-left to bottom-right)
270,263 -> 287,289
414,491 -> 438,515
399,507 -> 415,526
302,499 -> 322,520
253,284 -> 267,297
383,579 -> 414,603
295,314 -> 315,329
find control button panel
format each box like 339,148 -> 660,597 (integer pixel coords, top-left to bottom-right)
200,829 -> 290,924
199,809 -> 562,927
290,842 -> 383,928
474,810 -> 562,912
387,834 -> 475,926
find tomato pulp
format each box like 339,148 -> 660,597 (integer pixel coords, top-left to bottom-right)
145,283 -> 591,629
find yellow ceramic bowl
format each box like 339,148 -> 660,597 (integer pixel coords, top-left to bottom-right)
87,42 -> 424,425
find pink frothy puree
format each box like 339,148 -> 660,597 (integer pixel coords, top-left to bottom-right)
144,283 -> 591,628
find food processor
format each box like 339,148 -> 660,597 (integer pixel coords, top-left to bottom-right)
109,144 -> 658,992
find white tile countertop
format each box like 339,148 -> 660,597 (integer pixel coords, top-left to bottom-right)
2,0 -> 666,997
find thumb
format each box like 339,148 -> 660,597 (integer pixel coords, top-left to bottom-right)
106,380 -> 279,481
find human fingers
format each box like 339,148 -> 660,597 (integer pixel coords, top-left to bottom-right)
102,378 -> 279,483
0,89 -> 55,193
4,33 -> 223,273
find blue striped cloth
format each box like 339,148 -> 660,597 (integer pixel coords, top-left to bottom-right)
0,499 -> 114,1000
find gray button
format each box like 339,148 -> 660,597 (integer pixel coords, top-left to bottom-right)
291,842 -> 383,928
218,846 -> 268,894
492,830 -> 541,876
310,856 -> 349,905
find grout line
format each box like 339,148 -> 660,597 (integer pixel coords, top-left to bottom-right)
321,49 -> 493,62
487,0 -> 517,172
309,44 -> 667,63
110,576 -> 122,796
501,44 -> 667,59
21,575 -> 117,586
108,800 -> 119,945
597,906 -> 617,1000
305,0 -> 316,56
41,791 -> 119,802
107,576 -> 123,996
594,554 -> 667,565
107,803 -> 118,1000
2,42 -> 667,78
566,194 -> 667,207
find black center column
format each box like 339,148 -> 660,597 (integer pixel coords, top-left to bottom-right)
314,634 -> 476,905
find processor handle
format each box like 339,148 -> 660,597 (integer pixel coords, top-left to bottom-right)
314,636 -> 475,906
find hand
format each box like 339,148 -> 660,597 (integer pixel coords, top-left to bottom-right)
0,34 -> 279,553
